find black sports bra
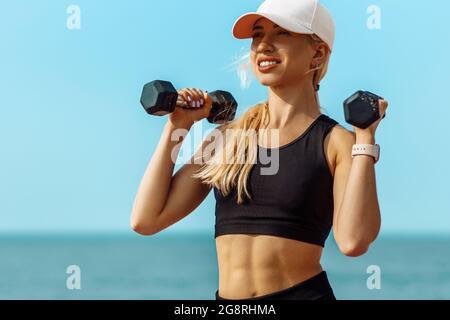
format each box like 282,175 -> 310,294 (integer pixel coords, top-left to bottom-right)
213,114 -> 339,247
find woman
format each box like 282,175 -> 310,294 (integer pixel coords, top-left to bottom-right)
131,0 -> 388,300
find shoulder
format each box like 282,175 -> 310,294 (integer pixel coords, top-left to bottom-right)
321,116 -> 356,176
328,124 -> 356,165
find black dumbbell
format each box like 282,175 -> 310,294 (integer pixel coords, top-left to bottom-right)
140,80 -> 238,124
343,90 -> 386,129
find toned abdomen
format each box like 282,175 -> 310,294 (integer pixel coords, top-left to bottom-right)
215,234 -> 324,299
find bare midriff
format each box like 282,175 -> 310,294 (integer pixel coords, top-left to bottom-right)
215,234 -> 324,299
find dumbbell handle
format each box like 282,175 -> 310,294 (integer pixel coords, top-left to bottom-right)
175,90 -> 237,123
366,91 -> 386,119
175,95 -> 201,109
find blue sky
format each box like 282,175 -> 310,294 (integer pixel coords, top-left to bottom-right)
1,0 -> 449,234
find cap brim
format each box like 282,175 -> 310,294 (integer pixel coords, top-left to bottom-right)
232,12 -> 313,39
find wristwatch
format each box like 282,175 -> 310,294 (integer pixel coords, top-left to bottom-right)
352,144 -> 380,163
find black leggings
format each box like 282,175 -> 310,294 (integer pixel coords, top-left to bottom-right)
215,270 -> 336,300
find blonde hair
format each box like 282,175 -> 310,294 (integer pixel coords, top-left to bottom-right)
192,34 -> 331,204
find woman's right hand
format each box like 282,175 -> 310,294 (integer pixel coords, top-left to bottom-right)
169,88 -> 212,127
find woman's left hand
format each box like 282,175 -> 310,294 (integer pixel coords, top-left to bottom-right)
353,99 -> 389,140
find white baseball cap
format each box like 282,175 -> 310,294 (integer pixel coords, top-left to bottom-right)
232,0 -> 335,51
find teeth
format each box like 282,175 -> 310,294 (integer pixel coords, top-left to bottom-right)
259,60 -> 279,67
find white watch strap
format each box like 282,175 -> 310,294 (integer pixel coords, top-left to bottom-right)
352,143 -> 380,163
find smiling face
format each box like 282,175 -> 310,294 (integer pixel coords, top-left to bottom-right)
250,17 -> 327,88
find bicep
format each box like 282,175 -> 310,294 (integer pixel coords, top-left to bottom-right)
331,126 -> 356,233
155,163 -> 211,232
153,127 -> 222,233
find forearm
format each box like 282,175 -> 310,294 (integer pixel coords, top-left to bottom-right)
131,120 -> 193,226
335,136 -> 381,246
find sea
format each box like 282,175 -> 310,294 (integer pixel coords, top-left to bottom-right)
0,231 -> 449,300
